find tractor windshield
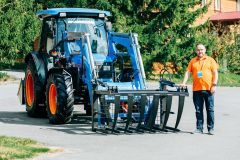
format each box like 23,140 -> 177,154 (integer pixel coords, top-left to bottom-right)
58,18 -> 108,55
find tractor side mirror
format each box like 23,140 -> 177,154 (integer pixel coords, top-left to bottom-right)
105,22 -> 112,31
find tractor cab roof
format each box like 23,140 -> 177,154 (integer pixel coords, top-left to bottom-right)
37,8 -> 111,19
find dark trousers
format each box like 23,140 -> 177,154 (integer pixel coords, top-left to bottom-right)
193,90 -> 214,131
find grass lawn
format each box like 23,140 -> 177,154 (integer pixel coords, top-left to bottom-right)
217,72 -> 240,87
0,72 -> 10,82
0,136 -> 52,160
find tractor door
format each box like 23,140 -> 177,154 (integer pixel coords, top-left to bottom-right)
39,18 -> 56,55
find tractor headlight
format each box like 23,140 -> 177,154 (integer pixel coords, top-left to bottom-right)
99,13 -> 105,18
103,65 -> 110,71
59,12 -> 66,17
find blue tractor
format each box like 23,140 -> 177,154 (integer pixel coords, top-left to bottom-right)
18,8 -> 188,133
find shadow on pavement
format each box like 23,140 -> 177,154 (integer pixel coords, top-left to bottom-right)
0,111 -> 102,135
0,111 -> 193,135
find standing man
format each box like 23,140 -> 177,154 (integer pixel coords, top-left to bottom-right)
182,44 -> 218,135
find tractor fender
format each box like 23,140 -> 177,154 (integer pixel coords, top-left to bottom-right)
25,52 -> 48,86
47,68 -> 67,77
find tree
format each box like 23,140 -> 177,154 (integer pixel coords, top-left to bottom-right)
138,1 -> 210,74
0,0 -> 40,64
210,22 -> 240,74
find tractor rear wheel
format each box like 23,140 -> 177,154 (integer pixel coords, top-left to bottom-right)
25,60 -> 46,117
46,71 -> 74,124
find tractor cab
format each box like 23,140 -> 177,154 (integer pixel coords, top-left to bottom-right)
36,8 -> 131,82
36,8 -> 111,65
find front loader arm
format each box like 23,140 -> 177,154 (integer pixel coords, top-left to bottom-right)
63,32 -> 97,108
108,32 -> 146,90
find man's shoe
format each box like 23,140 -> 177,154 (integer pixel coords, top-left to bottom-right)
208,129 -> 214,135
194,129 -> 203,134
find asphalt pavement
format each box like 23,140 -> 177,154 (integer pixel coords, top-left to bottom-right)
0,71 -> 240,160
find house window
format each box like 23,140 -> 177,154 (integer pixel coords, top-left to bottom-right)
202,0 -> 207,6
237,0 -> 240,11
215,0 -> 221,11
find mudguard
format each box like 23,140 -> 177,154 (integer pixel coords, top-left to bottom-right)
17,78 -> 25,105
17,52 -> 49,105
25,52 -> 48,86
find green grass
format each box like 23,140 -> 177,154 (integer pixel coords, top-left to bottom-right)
218,72 -> 240,87
0,136 -> 51,160
0,62 -> 26,70
0,72 -> 10,82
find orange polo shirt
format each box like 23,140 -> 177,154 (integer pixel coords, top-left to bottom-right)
187,55 -> 218,91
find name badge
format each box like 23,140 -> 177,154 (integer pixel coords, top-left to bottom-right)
197,71 -> 203,78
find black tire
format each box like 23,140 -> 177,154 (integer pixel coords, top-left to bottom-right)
46,71 -> 74,124
25,60 -> 46,117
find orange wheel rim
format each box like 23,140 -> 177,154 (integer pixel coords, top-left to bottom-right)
26,71 -> 34,106
49,83 -> 57,115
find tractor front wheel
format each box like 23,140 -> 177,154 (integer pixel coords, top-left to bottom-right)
46,71 -> 74,124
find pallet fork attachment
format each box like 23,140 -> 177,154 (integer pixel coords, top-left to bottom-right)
92,84 -> 189,134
